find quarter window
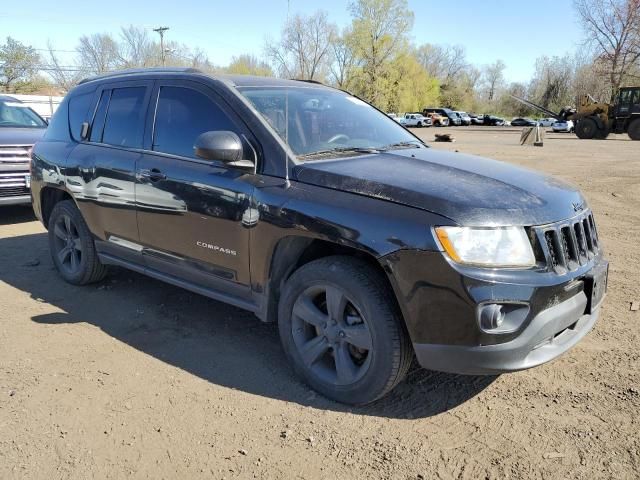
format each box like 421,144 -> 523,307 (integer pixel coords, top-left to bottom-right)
102,87 -> 147,148
153,86 -> 238,159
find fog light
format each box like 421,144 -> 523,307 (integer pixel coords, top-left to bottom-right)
480,304 -> 505,330
477,303 -> 530,334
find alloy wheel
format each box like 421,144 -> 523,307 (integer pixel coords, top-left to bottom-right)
52,213 -> 83,275
291,284 -> 373,386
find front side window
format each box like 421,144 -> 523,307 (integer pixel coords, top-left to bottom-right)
238,86 -> 420,158
153,86 -> 237,158
102,87 -> 146,148
0,100 -> 47,128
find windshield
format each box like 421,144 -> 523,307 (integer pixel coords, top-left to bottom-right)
237,86 -> 421,158
0,101 -> 47,128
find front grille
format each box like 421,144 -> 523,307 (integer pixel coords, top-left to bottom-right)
535,210 -> 599,273
0,185 -> 29,197
0,144 -> 31,165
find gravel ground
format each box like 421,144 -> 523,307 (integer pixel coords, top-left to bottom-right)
1,127 -> 638,479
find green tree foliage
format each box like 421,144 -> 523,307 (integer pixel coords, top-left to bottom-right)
346,0 -> 414,109
0,37 -> 40,92
226,54 -> 273,76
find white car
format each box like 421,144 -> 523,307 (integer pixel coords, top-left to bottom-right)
455,111 -> 472,125
538,118 -> 557,127
401,113 -> 432,127
552,120 -> 574,132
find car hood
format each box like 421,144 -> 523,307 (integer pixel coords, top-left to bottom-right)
294,149 -> 586,226
0,127 -> 46,145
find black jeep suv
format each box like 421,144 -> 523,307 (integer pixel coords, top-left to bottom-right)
31,68 -> 608,405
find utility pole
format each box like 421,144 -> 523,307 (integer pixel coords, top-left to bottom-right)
153,26 -> 170,66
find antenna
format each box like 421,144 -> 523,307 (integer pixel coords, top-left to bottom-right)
284,88 -> 291,188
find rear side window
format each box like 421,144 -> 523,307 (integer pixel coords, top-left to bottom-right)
153,86 -> 237,159
68,92 -> 93,141
43,96 -> 70,141
102,87 -> 146,148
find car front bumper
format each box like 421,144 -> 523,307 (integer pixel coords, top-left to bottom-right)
0,194 -> 31,206
380,250 -> 607,376
413,291 -> 600,374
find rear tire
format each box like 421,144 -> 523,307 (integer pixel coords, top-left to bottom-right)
278,256 -> 413,405
48,200 -> 107,285
628,119 -> 640,140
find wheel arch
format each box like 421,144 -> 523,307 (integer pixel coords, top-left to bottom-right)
258,236 -> 403,326
40,186 -> 75,229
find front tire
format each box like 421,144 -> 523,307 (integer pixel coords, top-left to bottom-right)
575,118 -> 597,139
278,256 -> 412,405
48,200 -> 107,285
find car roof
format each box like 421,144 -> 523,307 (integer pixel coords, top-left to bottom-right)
0,95 -> 21,102
78,67 -> 331,90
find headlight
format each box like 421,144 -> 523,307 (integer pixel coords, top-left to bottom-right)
435,226 -> 536,268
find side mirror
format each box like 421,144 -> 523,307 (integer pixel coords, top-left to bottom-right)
194,131 -> 254,169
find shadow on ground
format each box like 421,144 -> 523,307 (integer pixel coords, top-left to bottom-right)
1,232 -> 496,419
0,205 -> 36,225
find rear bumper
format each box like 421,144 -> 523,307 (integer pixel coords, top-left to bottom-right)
413,291 -> 600,375
0,194 -> 31,206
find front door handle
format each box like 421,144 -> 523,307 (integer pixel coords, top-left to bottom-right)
139,168 -> 167,182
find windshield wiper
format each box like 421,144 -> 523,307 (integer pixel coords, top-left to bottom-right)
378,141 -> 424,150
298,146 -> 381,158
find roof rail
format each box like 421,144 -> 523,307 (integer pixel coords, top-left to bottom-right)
79,67 -> 204,85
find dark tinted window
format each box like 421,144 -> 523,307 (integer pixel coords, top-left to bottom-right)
153,86 -> 237,158
68,91 -> 93,141
43,96 -> 70,141
90,90 -> 111,143
102,87 -> 146,148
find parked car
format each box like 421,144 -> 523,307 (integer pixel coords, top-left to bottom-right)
401,113 -> 431,127
455,111 -> 472,126
538,118 -> 557,127
552,119 -> 575,133
387,113 -> 400,122
470,113 -> 484,125
424,111 -> 449,127
423,108 -> 460,126
511,118 -> 539,127
32,68 -> 608,405
0,95 -> 48,206
482,115 -> 506,126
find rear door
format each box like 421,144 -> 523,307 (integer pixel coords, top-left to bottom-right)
135,79 -> 256,298
68,80 -> 152,263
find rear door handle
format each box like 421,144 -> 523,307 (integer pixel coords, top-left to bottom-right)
139,168 -> 166,182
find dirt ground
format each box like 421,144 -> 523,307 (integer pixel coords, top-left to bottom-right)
1,127 -> 639,479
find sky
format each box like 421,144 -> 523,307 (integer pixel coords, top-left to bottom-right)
0,0 -> 585,83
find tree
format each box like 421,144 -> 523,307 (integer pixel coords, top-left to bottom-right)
574,0 -> 640,95
0,37 -> 40,92
226,54 -> 273,76
329,28 -> 356,89
415,44 -> 468,85
387,53 -> 439,113
118,25 -> 156,68
265,10 -> 336,80
483,59 -> 506,102
347,0 -> 414,108
529,55 -> 575,110
77,33 -> 119,74
45,40 -> 84,91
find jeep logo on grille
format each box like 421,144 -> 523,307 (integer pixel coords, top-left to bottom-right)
572,201 -> 585,212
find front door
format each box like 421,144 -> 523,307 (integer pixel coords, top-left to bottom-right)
136,80 -> 256,299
